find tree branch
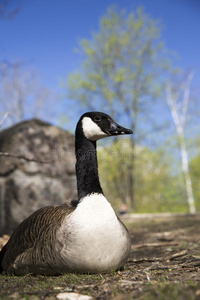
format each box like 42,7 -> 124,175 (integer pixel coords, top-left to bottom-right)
181,71 -> 195,127
166,76 -> 196,214
0,112 -> 10,127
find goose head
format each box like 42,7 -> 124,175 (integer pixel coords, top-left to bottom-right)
77,111 -> 133,141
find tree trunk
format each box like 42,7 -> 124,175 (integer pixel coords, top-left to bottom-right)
166,75 -> 196,214
179,132 -> 196,214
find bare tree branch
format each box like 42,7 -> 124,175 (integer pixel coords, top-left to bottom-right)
0,0 -> 20,20
181,71 -> 195,128
0,61 -> 54,125
0,112 -> 10,127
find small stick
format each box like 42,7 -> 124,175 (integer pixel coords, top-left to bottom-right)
132,241 -> 179,249
167,250 -> 188,261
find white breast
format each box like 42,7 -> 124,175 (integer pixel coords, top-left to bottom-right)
56,194 -> 130,273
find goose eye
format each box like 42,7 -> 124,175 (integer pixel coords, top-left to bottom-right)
94,115 -> 102,122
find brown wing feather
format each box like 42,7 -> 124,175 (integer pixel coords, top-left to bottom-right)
0,201 -> 75,274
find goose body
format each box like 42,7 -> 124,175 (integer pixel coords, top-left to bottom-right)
0,112 -> 132,275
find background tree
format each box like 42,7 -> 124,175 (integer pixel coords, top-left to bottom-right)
67,7 -> 173,210
166,71 -> 196,214
98,140 -> 187,213
0,60 -> 54,126
0,0 -> 20,20
190,152 -> 200,211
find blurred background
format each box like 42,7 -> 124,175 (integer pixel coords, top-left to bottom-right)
0,0 -> 199,214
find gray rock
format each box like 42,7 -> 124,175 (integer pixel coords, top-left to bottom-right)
57,293 -> 93,300
0,119 -> 77,235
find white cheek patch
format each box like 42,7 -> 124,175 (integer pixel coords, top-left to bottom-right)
82,117 -> 108,141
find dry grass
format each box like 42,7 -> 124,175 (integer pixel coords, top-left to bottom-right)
0,214 -> 200,299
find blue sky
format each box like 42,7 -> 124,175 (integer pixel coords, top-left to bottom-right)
0,0 -> 200,129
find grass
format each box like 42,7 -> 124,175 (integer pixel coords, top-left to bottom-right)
0,272 -> 116,299
140,282 -> 200,300
1,214 -> 200,299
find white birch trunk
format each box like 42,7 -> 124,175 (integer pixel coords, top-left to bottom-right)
166,72 -> 196,214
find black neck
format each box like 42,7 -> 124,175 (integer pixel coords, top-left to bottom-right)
75,127 -> 103,200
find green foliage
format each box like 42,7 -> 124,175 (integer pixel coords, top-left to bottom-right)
98,140 -> 188,213
134,148 -> 188,213
141,282 -> 200,300
67,6 -> 171,123
190,153 -> 200,210
66,6 -> 179,212
98,139 -> 133,210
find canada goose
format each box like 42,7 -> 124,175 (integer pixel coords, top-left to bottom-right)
0,112 -> 133,275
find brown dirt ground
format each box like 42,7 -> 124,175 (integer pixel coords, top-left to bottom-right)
0,213 -> 200,300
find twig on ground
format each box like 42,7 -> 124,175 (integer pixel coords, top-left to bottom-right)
132,242 -> 179,249
181,259 -> 200,268
129,257 -> 161,264
166,250 -> 188,261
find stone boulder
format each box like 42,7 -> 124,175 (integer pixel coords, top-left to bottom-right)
0,119 -> 77,235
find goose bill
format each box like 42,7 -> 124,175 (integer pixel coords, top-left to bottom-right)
106,121 -> 133,136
